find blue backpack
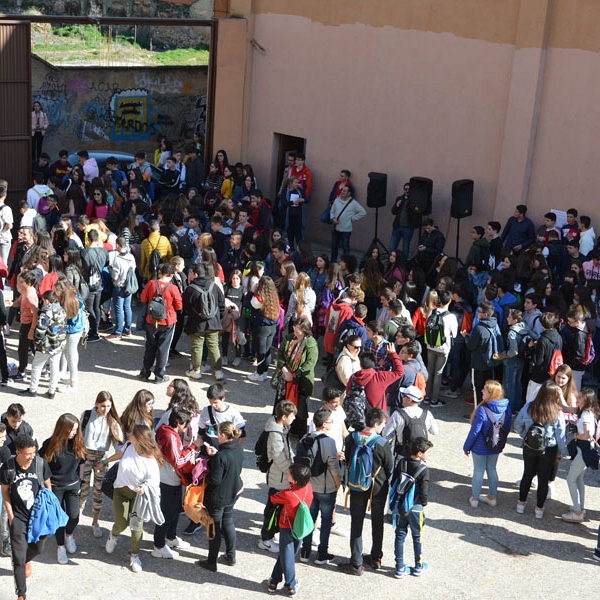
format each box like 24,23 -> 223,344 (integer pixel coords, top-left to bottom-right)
347,432 -> 382,492
388,458 -> 426,527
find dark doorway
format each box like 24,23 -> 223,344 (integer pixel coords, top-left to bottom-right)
274,133 -> 305,197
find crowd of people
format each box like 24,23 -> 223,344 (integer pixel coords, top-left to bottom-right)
1,142 -> 600,598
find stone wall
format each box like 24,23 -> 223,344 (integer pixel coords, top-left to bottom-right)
32,56 -> 208,157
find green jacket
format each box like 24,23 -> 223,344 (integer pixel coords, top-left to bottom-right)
276,334 -> 318,397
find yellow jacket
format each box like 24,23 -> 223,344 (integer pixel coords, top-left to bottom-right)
141,231 -> 173,279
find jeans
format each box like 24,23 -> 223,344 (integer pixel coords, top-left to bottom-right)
519,445 -> 558,508
154,483 -> 182,549
52,482 -> 81,545
253,323 -> 277,375
301,490 -> 336,556
389,226 -> 414,261
572,369 -> 584,391
471,452 -> 500,497
426,349 -> 449,400
30,351 -> 61,394
85,290 -> 102,337
0,241 -> 10,273
331,230 -> 351,263
207,502 -> 237,564
189,330 -> 221,371
112,486 -> 144,554
59,331 -> 83,385
269,527 -> 300,591
394,507 -> 424,570
566,447 -> 587,511
503,359 -> 524,412
349,488 -> 386,567
142,322 -> 174,378
9,517 -> 47,598
112,286 -> 132,335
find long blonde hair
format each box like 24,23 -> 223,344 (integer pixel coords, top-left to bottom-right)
470,380 -> 504,423
423,289 -> 439,318
294,272 -> 312,312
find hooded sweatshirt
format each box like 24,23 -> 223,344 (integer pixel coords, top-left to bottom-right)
505,321 -> 530,365
463,398 -> 512,455
529,328 -> 562,383
348,352 -> 404,411
465,316 -> 503,371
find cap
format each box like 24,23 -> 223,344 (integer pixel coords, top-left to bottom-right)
399,385 -> 423,403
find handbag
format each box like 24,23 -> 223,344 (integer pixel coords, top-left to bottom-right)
320,204 -> 332,224
100,462 -> 119,499
184,481 -> 216,539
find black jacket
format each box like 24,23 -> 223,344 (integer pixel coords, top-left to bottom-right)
405,457 -> 430,506
391,194 -> 421,230
562,325 -> 587,372
529,328 -> 562,383
182,277 -> 225,334
344,432 -> 393,499
204,439 -> 244,510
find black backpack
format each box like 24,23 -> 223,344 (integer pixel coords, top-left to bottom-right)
191,283 -> 219,321
424,309 -> 448,348
149,240 -> 163,276
254,429 -> 284,473
87,264 -> 103,293
175,228 -> 194,259
147,280 -> 173,322
523,421 -> 548,454
343,376 -> 367,430
482,406 -> 509,452
295,433 -> 327,477
397,408 -> 429,458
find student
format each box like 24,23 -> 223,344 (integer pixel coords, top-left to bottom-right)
502,309 -> 530,412
0,434 -> 52,600
562,308 -> 587,391
12,271 -> 39,382
393,437 -> 433,578
486,221 -> 502,269
0,422 -> 10,558
197,383 -> 246,449
266,462 -> 313,596
340,408 -> 393,575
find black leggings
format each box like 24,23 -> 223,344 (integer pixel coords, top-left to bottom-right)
53,483 -> 81,545
519,445 -> 558,508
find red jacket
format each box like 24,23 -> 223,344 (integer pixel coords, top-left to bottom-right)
323,299 -> 355,354
291,165 -> 313,198
141,278 -> 183,326
155,424 -> 196,471
347,352 -> 404,411
271,483 -> 314,529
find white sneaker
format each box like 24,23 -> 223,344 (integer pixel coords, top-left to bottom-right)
257,539 -> 279,553
516,502 -> 526,514
232,357 -> 241,367
57,384 -> 76,393
166,536 -> 190,550
221,357 -> 228,366
249,372 -> 268,382
130,554 -> 143,572
105,532 -> 118,554
469,496 -> 479,508
330,523 -> 348,537
185,368 -> 203,380
65,533 -> 77,553
215,370 -> 225,381
201,364 -> 212,373
151,545 -> 178,559
57,546 -> 68,564
92,523 -> 102,538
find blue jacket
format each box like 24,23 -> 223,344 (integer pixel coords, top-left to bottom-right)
28,487 -> 69,543
501,216 -> 536,251
465,316 -> 504,371
514,403 -> 567,456
66,294 -> 85,335
463,399 -> 512,455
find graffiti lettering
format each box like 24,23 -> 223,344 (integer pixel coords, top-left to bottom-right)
133,72 -> 184,92
90,81 -> 121,93
110,88 -> 150,141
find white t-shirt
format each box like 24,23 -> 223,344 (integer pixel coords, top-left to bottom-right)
308,406 -> 346,452
576,410 -> 596,446
0,203 -> 13,245
382,404 -> 439,446
114,443 -> 160,491
26,184 -> 51,211
198,403 -> 246,447
427,310 -> 458,355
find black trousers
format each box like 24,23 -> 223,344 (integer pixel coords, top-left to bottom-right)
18,322 -> 33,374
519,445 -> 558,508
10,517 -> 47,598
142,322 -> 174,378
85,290 -> 102,337
52,483 -> 80,545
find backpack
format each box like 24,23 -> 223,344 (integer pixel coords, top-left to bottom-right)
461,308 -> 473,333
336,323 -> 360,355
33,213 -> 47,233
175,228 -> 194,259
347,431 -> 382,492
295,433 -> 327,477
254,429 -> 284,473
33,188 -> 50,215
147,280 -> 173,322
582,331 -> 596,366
403,363 -> 427,398
326,301 -> 344,336
485,324 -> 504,368
342,376 -> 367,430
482,406 -> 509,452
388,458 -> 426,526
122,268 -> 139,297
397,408 -> 429,458
523,421 -> 548,454
192,283 -> 219,321
385,315 -> 411,340
34,305 -> 67,355
87,264 -> 103,293
291,490 -> 315,540
548,347 -> 564,376
149,240 -> 163,276
424,309 -> 448,348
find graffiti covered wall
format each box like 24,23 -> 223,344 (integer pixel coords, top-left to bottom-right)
32,57 -> 208,158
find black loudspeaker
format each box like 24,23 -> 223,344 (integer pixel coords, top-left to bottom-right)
451,179 -> 474,219
408,177 -> 433,215
367,172 -> 387,208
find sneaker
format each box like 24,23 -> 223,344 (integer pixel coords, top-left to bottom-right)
422,396 -> 431,404
185,368 -> 203,380
300,549 -> 310,563
214,370 -> 225,381
166,536 -> 190,549
412,564 -> 423,577
17,389 -> 37,397
0,378 -> 13,386
65,533 -> 77,553
197,559 -> 217,572
151,545 -> 178,559
139,370 -> 151,381
57,545 -> 68,564
516,502 -> 526,514
429,399 -> 447,408
593,548 -> 600,561
13,373 -> 27,382
561,510 -> 584,523
154,375 -> 170,384
479,495 -> 497,507
1,539 -> 11,557
338,562 -> 364,576
330,522 -> 348,537
105,333 -> 121,341
394,566 -> 407,579
46,391 -> 55,399
169,348 -> 183,356
220,554 -> 236,566
314,552 -> 335,565
267,580 -> 278,594
201,364 -> 212,373
87,335 -> 101,343
122,330 -> 132,337
57,384 -> 76,393
232,357 -> 241,367
183,521 -> 203,535
41,368 -> 49,378
535,507 -> 545,519
130,554 -> 143,573
105,532 -> 118,554
441,390 -> 459,398
92,523 -> 102,538
221,357 -> 228,366
469,496 -> 479,508
287,587 -> 297,597
257,539 -> 279,553
464,397 -> 475,405
249,372 -> 268,382
364,554 -> 381,570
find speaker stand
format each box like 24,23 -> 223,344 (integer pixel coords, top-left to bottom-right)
453,218 -> 464,266
370,206 -> 388,259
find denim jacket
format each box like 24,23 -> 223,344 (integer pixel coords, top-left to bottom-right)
514,404 -> 567,456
